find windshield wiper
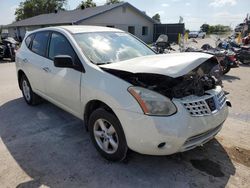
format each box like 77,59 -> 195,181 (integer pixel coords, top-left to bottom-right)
96,62 -> 113,65
87,57 -> 97,65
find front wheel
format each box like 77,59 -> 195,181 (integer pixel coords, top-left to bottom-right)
222,64 -> 231,74
220,60 -> 231,75
89,108 -> 128,161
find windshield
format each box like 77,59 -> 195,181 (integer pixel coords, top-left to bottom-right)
73,32 -> 155,65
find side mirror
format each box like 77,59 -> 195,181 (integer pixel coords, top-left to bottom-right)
54,55 -> 74,68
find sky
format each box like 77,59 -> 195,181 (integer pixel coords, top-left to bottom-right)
0,0 -> 249,30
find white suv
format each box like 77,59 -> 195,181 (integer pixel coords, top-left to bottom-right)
15,26 -> 230,161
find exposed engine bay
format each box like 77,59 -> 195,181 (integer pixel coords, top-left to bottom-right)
101,57 -> 222,99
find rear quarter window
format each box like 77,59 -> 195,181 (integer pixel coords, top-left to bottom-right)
25,34 -> 34,49
31,31 -> 50,57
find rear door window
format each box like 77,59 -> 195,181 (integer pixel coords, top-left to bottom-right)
31,31 -> 50,56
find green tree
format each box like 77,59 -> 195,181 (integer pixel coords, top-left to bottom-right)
105,0 -> 123,5
152,13 -> 161,23
209,25 -> 215,34
15,0 -> 67,21
208,24 -> 231,34
77,0 -> 96,9
200,24 -> 209,33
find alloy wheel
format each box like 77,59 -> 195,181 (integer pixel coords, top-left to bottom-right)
22,79 -> 31,101
93,118 -> 119,154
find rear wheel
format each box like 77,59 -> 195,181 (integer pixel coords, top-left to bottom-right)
89,108 -> 128,161
21,75 -> 41,105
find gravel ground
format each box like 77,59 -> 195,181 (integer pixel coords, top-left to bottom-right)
0,42 -> 249,188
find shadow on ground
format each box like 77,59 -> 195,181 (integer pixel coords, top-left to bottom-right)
239,63 -> 250,68
0,98 -> 235,188
222,74 -> 240,83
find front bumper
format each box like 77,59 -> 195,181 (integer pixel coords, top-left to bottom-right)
116,87 -> 229,155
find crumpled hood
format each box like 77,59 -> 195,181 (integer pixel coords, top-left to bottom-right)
100,52 -> 213,78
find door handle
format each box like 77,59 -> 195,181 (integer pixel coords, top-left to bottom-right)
42,67 -> 51,72
23,58 -> 28,63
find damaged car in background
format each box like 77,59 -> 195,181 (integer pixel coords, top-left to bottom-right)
16,26 -> 230,161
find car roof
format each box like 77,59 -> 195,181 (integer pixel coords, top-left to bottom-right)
57,25 -> 124,34
26,25 -> 125,36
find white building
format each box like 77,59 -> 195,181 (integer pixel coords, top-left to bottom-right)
6,2 -> 156,43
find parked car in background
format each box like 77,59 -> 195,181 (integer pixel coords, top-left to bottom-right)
0,37 -> 19,61
189,31 -> 206,39
198,31 -> 206,38
242,34 -> 250,45
151,34 -> 175,54
0,28 -> 9,40
217,37 -> 250,65
234,23 -> 245,32
188,31 -> 199,38
15,26 -> 230,161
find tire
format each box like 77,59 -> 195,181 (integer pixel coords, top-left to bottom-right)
21,75 -> 41,105
220,59 -> 231,75
222,65 -> 231,74
88,108 -> 128,161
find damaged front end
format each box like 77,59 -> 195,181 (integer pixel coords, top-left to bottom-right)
101,57 -> 222,99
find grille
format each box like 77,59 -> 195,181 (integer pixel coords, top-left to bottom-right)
217,91 -> 227,109
206,97 -> 216,112
182,90 -> 227,117
183,100 -> 210,116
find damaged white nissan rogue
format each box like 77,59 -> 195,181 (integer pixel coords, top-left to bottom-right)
15,26 -> 230,161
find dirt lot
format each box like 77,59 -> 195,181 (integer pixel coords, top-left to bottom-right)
0,51 -> 250,187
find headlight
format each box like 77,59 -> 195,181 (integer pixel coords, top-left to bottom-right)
128,86 -> 177,116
